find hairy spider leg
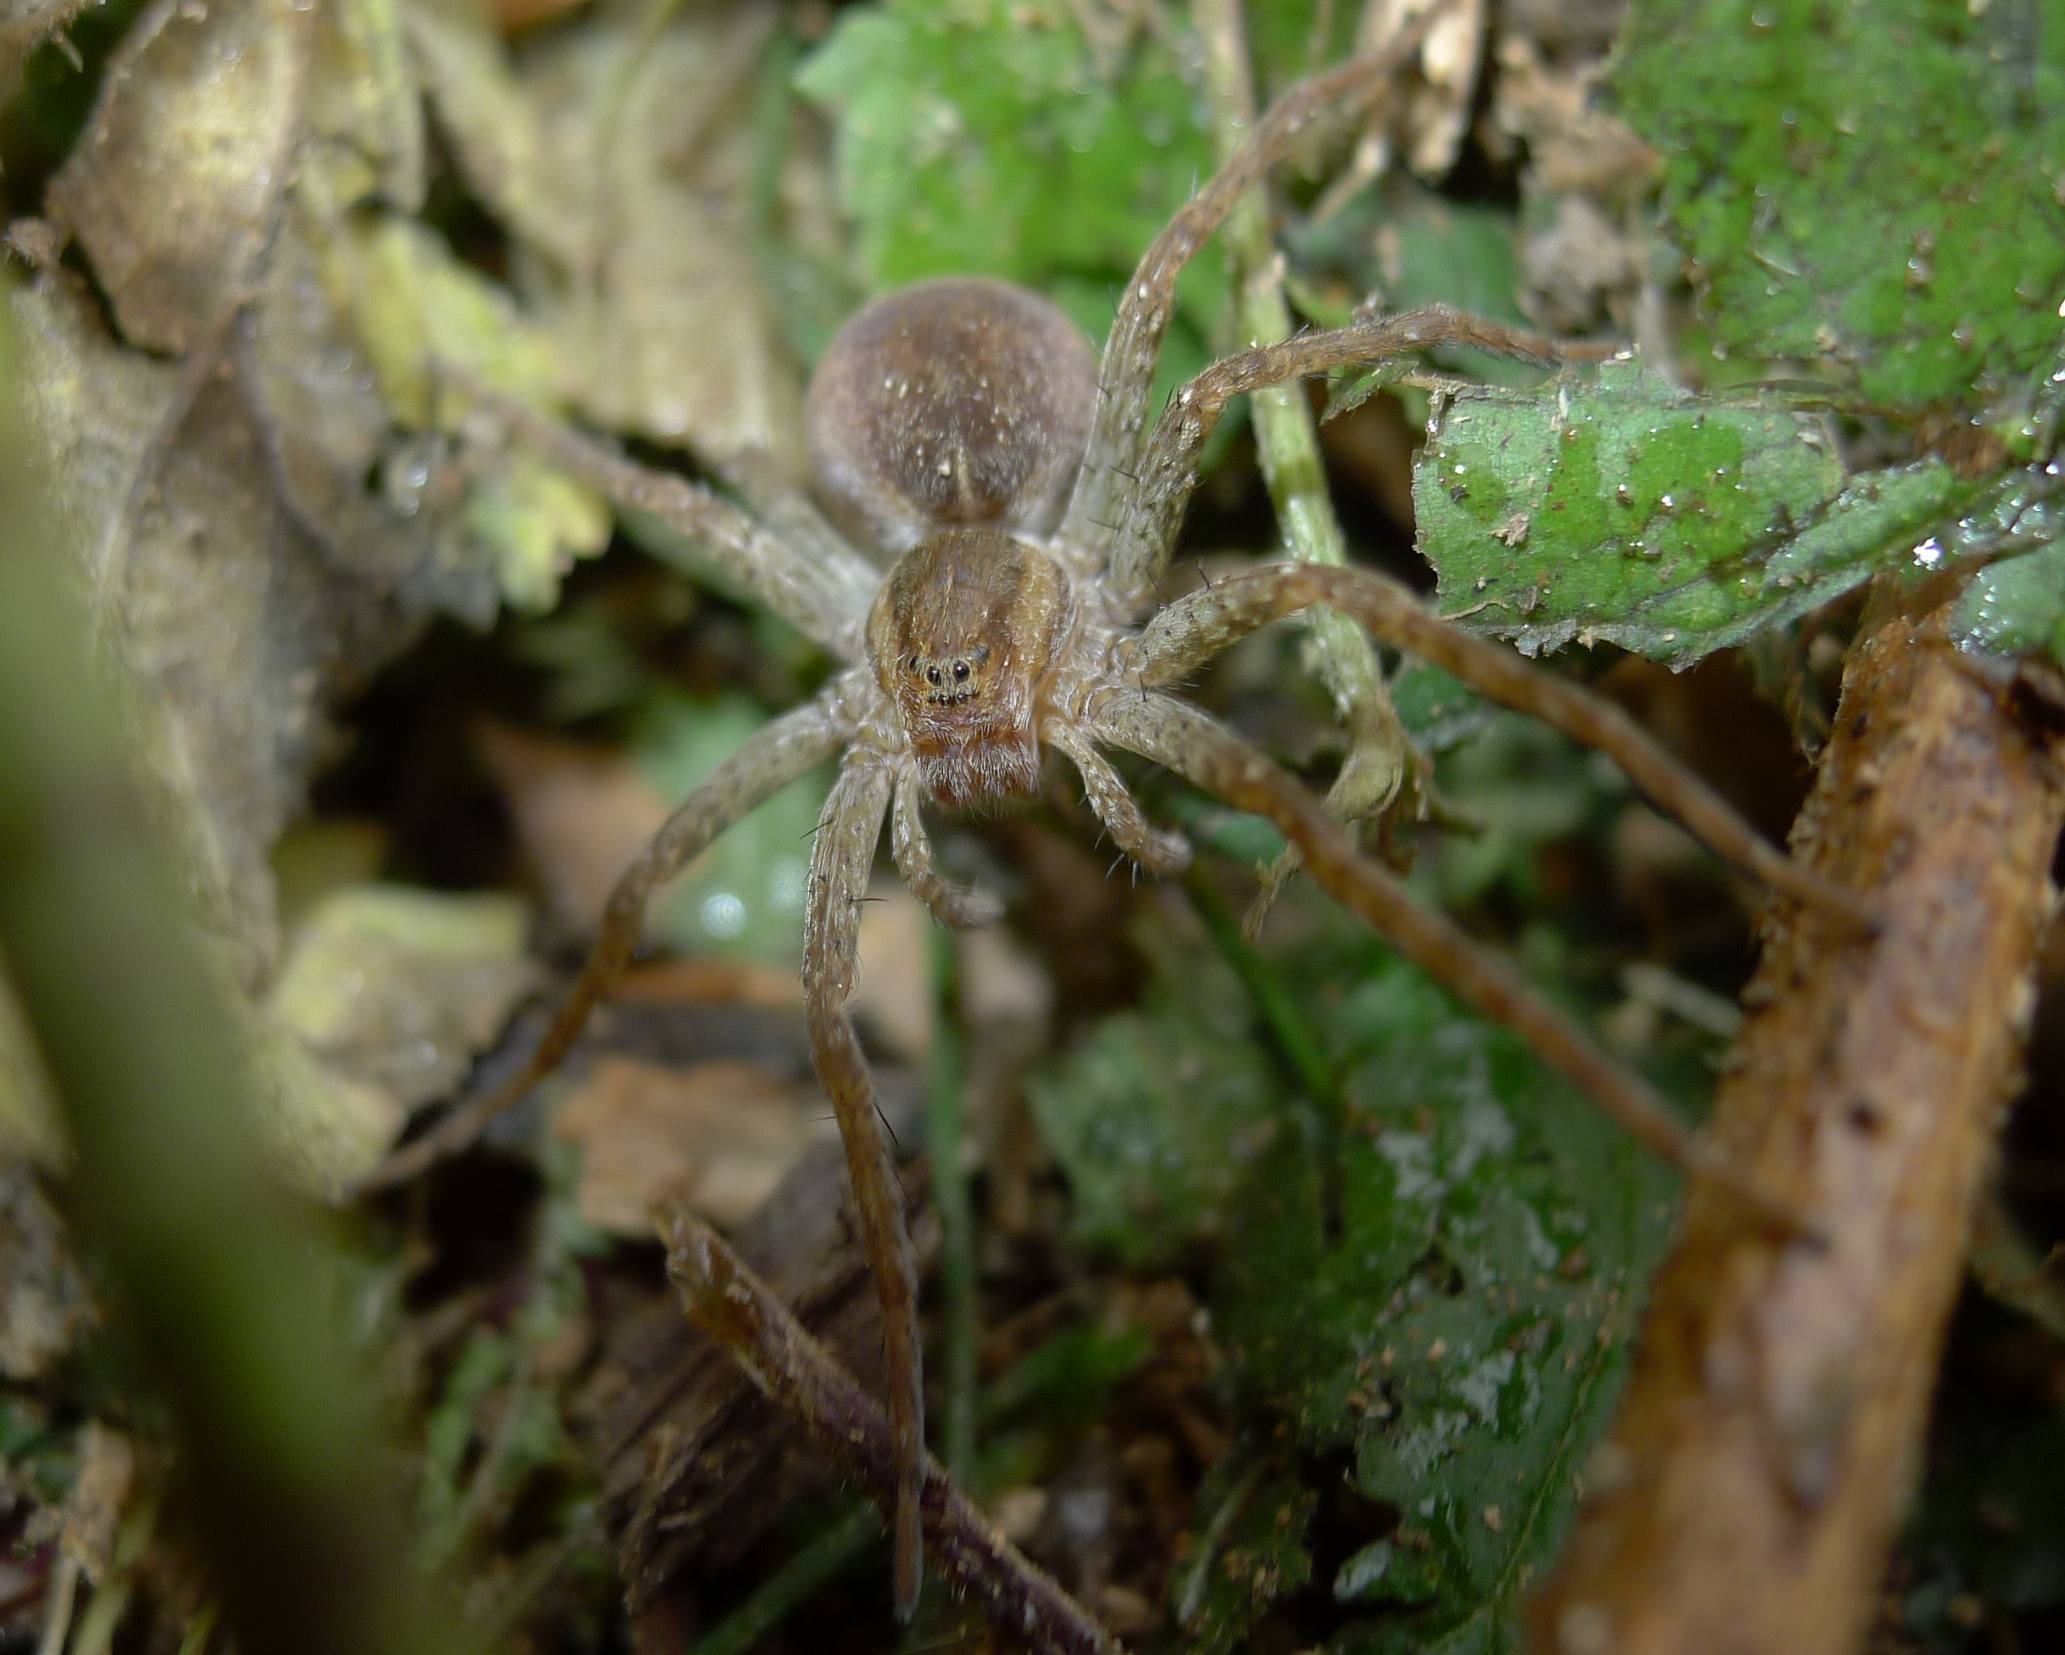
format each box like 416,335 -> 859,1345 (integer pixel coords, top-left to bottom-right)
1108,305 -> 1570,603
358,693 -> 849,1192
1092,691 -> 1815,1237
716,446 -> 898,577
1045,721 -> 1193,875
471,389 -> 878,659
891,763 -> 1005,929
1133,563 -> 1877,926
799,761 -> 927,1618
1062,22 -> 1443,558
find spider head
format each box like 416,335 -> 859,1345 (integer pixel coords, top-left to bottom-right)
868,528 -> 1072,809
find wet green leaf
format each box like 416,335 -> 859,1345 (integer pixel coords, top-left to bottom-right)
1388,664 -> 1493,756
1614,0 -> 2065,412
1215,955 -> 1680,1652
1294,182 -> 1535,394
1950,540 -> 2065,672
1033,884 -> 1686,1651
1414,359 -> 1972,665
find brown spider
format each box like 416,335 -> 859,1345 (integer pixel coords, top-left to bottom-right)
365,48 -> 1857,1615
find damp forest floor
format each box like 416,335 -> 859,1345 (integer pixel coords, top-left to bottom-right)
2,3 -> 2063,1655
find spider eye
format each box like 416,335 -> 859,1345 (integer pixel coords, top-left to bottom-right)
926,666 -> 941,685
952,661 -> 970,681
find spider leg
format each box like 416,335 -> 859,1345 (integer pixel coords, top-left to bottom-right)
1046,721 -> 1192,876
1093,689 -> 1815,1237
718,447 -> 899,575
1130,562 -> 1873,925
801,758 -> 927,1619
461,383 -> 879,659
891,763 -> 1005,929
356,690 -> 849,1192
1061,21 -> 1444,558
1109,305 -> 1574,604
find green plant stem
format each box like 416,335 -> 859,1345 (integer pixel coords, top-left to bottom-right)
0,285 -> 475,1655
926,927 -> 979,1483
1183,874 -> 1337,1114
1198,0 -> 1409,831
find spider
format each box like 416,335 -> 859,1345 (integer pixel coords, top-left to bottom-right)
364,45 -> 1858,1617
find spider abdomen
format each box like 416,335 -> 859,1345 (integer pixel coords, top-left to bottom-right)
806,278 -> 1097,558
866,528 -> 1074,809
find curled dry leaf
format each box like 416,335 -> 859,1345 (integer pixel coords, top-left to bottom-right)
263,885 -> 542,1191
408,0 -> 798,460
45,0 -> 315,354
17,277 -> 401,980
15,0 -> 613,986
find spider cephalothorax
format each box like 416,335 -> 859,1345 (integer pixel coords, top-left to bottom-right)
868,522 -> 1075,808
367,44 -> 1862,1623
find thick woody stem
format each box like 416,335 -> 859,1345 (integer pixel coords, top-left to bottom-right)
662,1211 -> 1119,1655
1530,602 -> 2065,1655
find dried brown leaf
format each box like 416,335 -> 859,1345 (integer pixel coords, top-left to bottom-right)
551,1053 -> 833,1235
46,0 -> 314,353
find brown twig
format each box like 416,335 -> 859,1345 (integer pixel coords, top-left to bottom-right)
1530,596 -> 2065,1655
660,1208 -> 1119,1655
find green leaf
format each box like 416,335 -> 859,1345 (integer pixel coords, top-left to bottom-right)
794,0 -> 1223,331
1613,0 -> 2065,412
1030,876 -> 1689,1651
1172,1460 -> 1317,1654
1950,540 -> 2065,672
1027,919 -> 1282,1269
1414,359 -> 1972,665
1291,182 -> 1535,392
1214,956 -> 1681,1653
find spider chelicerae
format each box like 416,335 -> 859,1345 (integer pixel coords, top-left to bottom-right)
365,45 -> 1857,1616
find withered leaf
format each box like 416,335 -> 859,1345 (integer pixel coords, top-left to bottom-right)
46,0 -> 314,354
